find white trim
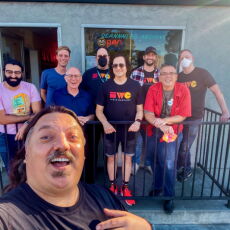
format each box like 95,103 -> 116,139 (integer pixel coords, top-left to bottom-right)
81,26 -> 86,73
0,23 -> 61,28
81,24 -> 186,30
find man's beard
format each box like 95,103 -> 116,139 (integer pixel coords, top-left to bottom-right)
145,60 -> 156,67
4,76 -> 22,87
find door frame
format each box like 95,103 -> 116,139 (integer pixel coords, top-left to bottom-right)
0,22 -> 62,81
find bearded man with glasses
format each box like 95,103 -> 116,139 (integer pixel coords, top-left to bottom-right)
0,59 -> 41,172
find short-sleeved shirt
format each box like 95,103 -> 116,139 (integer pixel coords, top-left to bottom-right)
52,87 -> 94,117
144,82 -> 191,135
80,67 -> 110,106
0,81 -> 41,134
40,68 -> 66,106
130,66 -> 159,99
97,78 -> 143,121
0,182 -> 125,230
178,67 -> 216,120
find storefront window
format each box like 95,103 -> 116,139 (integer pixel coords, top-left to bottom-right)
84,27 -> 183,70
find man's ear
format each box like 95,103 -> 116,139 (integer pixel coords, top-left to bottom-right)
64,76 -> 68,83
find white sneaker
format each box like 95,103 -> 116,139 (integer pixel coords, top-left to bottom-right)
145,166 -> 153,175
131,163 -> 140,175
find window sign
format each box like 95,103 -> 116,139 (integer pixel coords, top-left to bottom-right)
84,27 -> 183,70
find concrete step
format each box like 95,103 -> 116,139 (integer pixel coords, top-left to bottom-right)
127,199 -> 230,225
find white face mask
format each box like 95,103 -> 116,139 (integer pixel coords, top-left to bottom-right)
180,58 -> 192,69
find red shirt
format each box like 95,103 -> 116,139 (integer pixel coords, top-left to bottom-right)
144,82 -> 191,136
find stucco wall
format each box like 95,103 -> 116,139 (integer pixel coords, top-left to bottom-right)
0,2 -> 229,111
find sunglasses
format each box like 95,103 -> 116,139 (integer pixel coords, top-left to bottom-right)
112,63 -> 126,69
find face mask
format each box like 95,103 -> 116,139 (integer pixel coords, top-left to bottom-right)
98,56 -> 108,68
4,76 -> 22,87
180,58 -> 192,68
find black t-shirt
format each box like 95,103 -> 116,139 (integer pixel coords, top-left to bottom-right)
142,70 -> 158,99
0,182 -> 125,230
97,78 -> 143,121
80,67 -> 110,105
178,67 -> 216,120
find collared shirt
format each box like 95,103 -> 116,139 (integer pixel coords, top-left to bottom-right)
144,82 -> 191,136
52,87 -> 94,116
130,66 -> 159,87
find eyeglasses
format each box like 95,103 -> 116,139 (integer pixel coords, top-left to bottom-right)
160,72 -> 177,76
65,74 -> 82,79
5,70 -> 22,76
112,63 -> 126,69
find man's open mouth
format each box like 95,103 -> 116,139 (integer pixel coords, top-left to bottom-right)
50,157 -> 70,167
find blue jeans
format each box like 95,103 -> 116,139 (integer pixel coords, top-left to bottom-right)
133,129 -> 151,166
0,132 -> 21,172
177,119 -> 201,171
147,130 -> 182,196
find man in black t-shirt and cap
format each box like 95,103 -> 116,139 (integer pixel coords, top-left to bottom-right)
177,49 -> 230,182
130,46 -> 159,175
0,106 -> 152,230
80,47 -> 111,183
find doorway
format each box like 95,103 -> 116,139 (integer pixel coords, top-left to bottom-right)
0,25 -> 60,88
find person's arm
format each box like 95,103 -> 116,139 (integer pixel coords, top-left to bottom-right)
78,114 -> 94,126
162,115 -> 186,125
0,110 -> 30,125
128,104 -> 143,132
15,100 -> 42,140
144,110 -> 174,135
96,104 -> 116,134
209,84 -> 230,122
96,208 -> 153,230
40,89 -> 47,103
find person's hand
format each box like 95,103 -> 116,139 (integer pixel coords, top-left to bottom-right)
96,208 -> 152,230
160,125 -> 174,135
220,111 -> 230,122
15,122 -> 28,140
128,121 -> 140,132
78,116 -> 89,126
153,118 -> 166,128
103,122 -> 116,134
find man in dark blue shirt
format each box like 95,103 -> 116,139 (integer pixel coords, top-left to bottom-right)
53,67 -> 94,125
52,67 -> 95,183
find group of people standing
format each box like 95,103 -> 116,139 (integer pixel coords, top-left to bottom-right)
0,45 -> 229,215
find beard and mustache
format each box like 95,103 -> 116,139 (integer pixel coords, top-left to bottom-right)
144,59 -> 156,67
4,75 -> 22,87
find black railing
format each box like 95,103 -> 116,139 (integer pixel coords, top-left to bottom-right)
0,108 -> 230,208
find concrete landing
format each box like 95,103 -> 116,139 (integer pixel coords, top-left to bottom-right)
128,199 -> 230,225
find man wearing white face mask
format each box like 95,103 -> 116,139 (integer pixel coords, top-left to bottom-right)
177,49 -> 230,182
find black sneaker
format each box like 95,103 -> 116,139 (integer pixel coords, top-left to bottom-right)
163,200 -> 174,214
177,168 -> 192,182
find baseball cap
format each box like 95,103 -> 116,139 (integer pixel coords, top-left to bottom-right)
145,46 -> 157,55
